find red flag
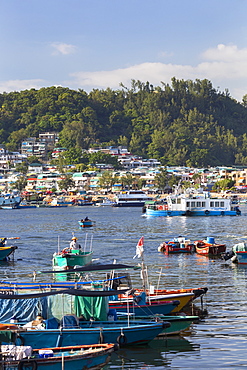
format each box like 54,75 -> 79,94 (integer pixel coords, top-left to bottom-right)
133,237 -> 144,259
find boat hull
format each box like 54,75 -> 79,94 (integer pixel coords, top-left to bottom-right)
0,246 -> 17,260
14,321 -> 165,348
146,209 -> 239,217
159,243 -> 194,254
52,251 -> 93,270
113,292 -> 194,313
1,343 -> 115,370
78,221 -> 94,227
195,243 -> 226,256
236,251 -> 247,264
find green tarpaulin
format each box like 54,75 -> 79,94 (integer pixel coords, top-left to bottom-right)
74,296 -> 108,321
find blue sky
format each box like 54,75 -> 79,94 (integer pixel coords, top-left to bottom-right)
1,0 -> 247,101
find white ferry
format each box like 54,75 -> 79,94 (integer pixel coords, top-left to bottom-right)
145,189 -> 241,217
113,190 -> 152,207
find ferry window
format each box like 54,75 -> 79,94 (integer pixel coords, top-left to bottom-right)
186,202 -> 190,207
191,201 -> 195,207
220,202 -> 224,207
210,201 -> 214,207
196,202 -> 201,207
172,199 -> 176,204
177,199 -> 181,204
202,202 -> 206,207
215,201 -> 219,207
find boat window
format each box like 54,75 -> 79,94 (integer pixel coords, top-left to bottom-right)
171,199 -> 176,204
196,202 -> 201,207
215,201 -> 219,207
202,201 -> 206,207
210,201 -> 214,207
177,199 -> 181,204
186,201 -> 190,207
191,201 -> 195,207
220,201 -> 224,207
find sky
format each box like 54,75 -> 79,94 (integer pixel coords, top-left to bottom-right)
1,0 -> 247,101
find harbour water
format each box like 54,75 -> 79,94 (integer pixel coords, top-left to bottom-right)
1,205 -> 247,369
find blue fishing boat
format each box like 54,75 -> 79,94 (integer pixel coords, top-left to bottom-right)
78,219 -> 95,228
0,288 -> 166,348
0,343 -> 117,370
109,292 -> 180,316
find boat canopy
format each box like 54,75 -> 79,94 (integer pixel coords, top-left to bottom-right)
40,263 -> 140,274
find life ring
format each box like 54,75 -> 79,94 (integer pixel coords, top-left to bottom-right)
205,210 -> 210,215
18,359 -> 37,370
117,333 -> 127,345
15,335 -> 25,346
61,248 -> 68,254
158,205 -> 163,210
221,211 -> 225,216
0,323 -> 19,330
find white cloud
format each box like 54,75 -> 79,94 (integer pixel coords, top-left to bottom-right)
0,79 -> 45,93
1,44 -> 247,101
51,42 -> 77,55
67,44 -> 247,101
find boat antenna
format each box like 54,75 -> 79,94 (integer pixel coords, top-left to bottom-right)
84,233 -> 88,252
57,236 -> 60,254
157,267 -> 163,292
89,235 -> 93,252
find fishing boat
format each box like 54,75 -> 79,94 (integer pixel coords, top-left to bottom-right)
0,288 -> 167,348
194,237 -> 226,256
158,237 -> 195,254
76,199 -> 94,206
0,343 -> 117,370
78,219 -> 95,228
145,187 -> 241,217
0,246 -> 18,260
118,314 -> 199,336
52,249 -> 93,271
0,192 -> 22,209
223,242 -> 247,265
113,190 -> 152,207
52,235 -> 93,271
95,198 -> 116,207
109,289 -> 194,314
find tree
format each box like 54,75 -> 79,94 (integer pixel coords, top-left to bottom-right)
98,171 -> 118,192
58,174 -> 75,191
15,162 -> 28,174
154,168 -> 169,192
14,176 -> 27,191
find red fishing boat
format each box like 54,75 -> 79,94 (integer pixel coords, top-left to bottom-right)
195,237 -> 226,256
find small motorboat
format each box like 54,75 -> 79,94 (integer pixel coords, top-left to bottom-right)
158,237 -> 195,254
194,237 -> 226,256
78,218 -> 95,228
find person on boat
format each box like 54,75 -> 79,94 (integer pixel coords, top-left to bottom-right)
69,236 -> 81,250
0,238 -> 7,247
23,315 -> 45,330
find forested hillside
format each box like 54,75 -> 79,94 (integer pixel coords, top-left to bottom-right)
1,78 -> 247,167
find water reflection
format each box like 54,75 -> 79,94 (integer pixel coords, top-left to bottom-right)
106,336 -> 200,369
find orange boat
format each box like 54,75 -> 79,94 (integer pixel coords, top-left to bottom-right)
195,237 -> 226,256
117,287 -> 208,313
